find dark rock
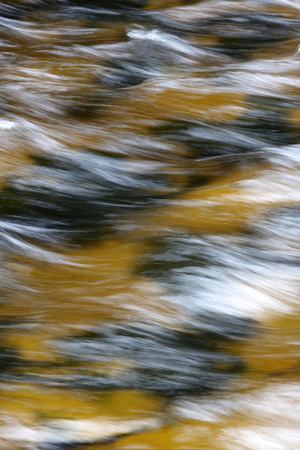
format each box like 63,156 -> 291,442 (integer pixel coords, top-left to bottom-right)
193,11 -> 300,59
0,345 -> 21,370
98,30 -> 192,89
40,442 -> 93,450
66,0 -> 148,9
151,107 -> 298,160
0,1 -> 59,20
152,119 -> 259,159
54,321 -> 248,398
65,92 -> 114,121
0,149 -> 168,246
99,59 -> 149,89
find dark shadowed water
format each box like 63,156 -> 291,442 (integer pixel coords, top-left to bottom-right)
0,0 -> 300,449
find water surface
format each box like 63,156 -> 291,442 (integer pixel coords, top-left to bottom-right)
0,0 -> 300,449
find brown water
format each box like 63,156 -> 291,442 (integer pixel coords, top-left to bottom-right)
0,0 -> 300,449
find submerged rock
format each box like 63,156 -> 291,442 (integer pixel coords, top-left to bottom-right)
0,1 -> 59,20
149,100 -> 298,190
99,58 -> 150,89
98,28 -> 201,89
53,321 -> 248,397
193,11 -> 300,59
67,0 -> 149,8
0,325 -> 26,375
151,108 -> 297,160
0,345 -> 21,372
0,149 -> 169,246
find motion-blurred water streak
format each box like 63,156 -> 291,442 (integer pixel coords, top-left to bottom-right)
0,0 -> 299,449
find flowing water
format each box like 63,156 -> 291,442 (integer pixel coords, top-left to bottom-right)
0,0 -> 300,449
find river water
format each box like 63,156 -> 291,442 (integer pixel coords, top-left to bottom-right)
0,0 -> 300,449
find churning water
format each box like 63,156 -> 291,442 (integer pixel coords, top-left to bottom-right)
0,0 -> 300,449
